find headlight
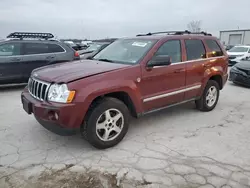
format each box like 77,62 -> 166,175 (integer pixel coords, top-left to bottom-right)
47,84 -> 75,103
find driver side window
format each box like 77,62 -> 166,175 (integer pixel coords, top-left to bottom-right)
154,40 -> 182,63
0,43 -> 21,56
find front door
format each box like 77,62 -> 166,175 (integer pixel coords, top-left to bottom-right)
140,39 -> 186,112
22,42 -> 56,80
0,42 -> 24,84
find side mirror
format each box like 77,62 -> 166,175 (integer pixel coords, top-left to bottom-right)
147,55 -> 171,67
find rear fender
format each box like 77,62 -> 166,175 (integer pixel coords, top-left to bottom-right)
198,66 -> 223,96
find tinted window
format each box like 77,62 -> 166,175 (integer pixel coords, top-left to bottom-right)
24,43 -> 49,55
185,39 -> 206,61
48,44 -> 65,53
205,39 -> 223,56
155,40 -> 182,63
0,43 -> 21,56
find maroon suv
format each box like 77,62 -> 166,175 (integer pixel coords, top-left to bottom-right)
21,31 -> 228,149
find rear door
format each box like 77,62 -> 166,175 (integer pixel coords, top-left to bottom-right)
184,39 -> 207,100
22,42 -> 56,79
0,42 -> 24,84
48,43 -> 69,63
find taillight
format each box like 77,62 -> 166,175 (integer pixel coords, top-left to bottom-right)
74,51 -> 79,57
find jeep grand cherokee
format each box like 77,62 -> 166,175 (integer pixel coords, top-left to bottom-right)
21,30 -> 228,149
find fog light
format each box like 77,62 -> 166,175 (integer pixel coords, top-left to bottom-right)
48,111 -> 59,121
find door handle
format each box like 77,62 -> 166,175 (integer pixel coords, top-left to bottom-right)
174,68 -> 184,73
46,56 -> 55,59
10,57 -> 21,61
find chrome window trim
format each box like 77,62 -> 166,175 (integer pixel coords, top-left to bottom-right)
143,84 -> 201,103
152,56 -> 225,68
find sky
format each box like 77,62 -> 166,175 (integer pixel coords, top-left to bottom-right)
0,0 -> 249,39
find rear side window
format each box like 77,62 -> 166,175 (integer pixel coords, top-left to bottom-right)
48,44 -> 65,53
185,39 -> 206,61
154,40 -> 182,63
0,43 -> 21,56
205,39 -> 223,56
24,43 -> 49,55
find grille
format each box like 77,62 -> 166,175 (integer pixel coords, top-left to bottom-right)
28,77 -> 50,101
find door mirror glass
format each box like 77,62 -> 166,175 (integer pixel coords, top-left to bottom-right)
147,55 -> 171,67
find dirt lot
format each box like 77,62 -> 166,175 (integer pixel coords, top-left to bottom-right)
0,78 -> 250,188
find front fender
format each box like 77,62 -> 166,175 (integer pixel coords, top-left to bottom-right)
70,79 -> 143,118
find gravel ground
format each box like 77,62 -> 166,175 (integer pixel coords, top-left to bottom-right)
0,78 -> 250,188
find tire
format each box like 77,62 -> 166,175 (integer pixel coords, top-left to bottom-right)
195,80 -> 220,112
82,97 -> 130,149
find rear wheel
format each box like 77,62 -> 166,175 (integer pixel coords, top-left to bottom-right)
82,97 -> 130,149
195,80 -> 220,112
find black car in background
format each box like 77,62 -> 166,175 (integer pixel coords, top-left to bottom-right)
229,60 -> 250,87
0,32 -> 80,85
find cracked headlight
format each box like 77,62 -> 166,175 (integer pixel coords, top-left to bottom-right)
47,84 -> 75,103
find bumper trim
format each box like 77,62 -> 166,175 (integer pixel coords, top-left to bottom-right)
35,116 -> 79,136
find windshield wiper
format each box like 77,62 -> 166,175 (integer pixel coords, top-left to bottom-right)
96,58 -> 114,63
86,56 -> 93,60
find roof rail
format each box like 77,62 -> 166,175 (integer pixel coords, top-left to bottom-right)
6,32 -> 54,40
136,30 -> 212,37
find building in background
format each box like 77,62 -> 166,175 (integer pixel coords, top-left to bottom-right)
220,29 -> 250,46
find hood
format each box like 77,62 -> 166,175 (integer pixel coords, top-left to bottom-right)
235,60 -> 250,70
227,51 -> 247,56
32,60 -> 130,83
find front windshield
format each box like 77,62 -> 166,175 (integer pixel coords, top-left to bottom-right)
93,39 -> 157,64
228,46 -> 249,52
87,43 -> 103,51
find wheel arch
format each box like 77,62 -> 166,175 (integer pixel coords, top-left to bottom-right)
209,74 -> 223,90
88,91 -> 138,118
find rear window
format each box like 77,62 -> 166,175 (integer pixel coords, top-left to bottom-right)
205,39 -> 223,57
185,39 -> 206,61
48,44 -> 65,53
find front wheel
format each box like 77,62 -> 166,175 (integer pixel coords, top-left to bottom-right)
83,97 -> 130,149
195,80 -> 220,112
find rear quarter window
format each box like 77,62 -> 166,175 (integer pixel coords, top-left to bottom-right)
205,39 -> 224,57
48,44 -> 65,53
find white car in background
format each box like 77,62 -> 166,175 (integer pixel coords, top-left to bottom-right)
227,45 -> 250,66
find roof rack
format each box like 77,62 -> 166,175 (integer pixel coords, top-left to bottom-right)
136,30 -> 212,37
6,32 -> 54,40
